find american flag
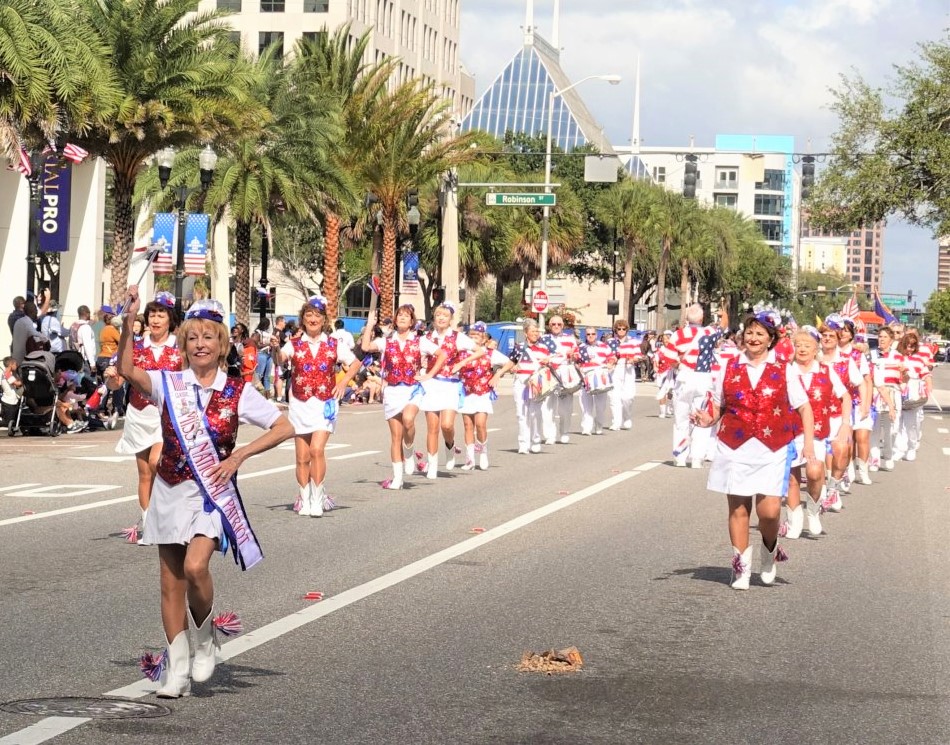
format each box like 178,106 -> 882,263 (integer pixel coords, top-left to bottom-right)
577,344 -> 592,364
8,147 -> 31,176
151,213 -> 176,274
539,334 -> 559,354
62,143 -> 89,164
841,294 -> 860,321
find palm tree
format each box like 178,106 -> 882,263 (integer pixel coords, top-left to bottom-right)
289,27 -> 391,320
73,0 -> 259,305
652,189 -> 693,329
0,0 -> 117,158
670,199 -> 709,325
358,81 -> 478,318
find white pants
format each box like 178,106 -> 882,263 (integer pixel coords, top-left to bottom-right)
513,378 -> 543,451
543,390 -> 575,439
580,390 -> 609,434
871,390 -> 901,461
672,370 -> 712,464
609,363 -> 636,428
898,406 -> 922,453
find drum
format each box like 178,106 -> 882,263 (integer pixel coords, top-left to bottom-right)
554,363 -> 582,395
902,379 -> 928,410
582,367 -> 613,394
527,367 -> 557,401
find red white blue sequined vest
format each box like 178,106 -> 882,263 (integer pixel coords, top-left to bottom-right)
382,336 -> 422,386
157,376 -> 244,486
459,352 -> 494,395
426,330 -> 460,374
130,341 -> 182,410
718,357 -> 802,452
290,336 -> 337,401
802,363 -> 834,440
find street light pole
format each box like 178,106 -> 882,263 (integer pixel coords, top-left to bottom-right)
539,73 -> 621,328
611,248 -> 618,326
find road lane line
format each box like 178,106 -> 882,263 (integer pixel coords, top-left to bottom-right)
938,428 -> 948,434
0,484 -> 41,493
3,463 -> 654,743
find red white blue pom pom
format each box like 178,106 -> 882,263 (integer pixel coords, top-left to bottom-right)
775,546 -> 790,563
322,493 -> 336,511
292,493 -> 302,513
778,521 -> 788,537
139,650 -> 166,681
121,525 -> 139,544
731,553 -> 746,575
212,611 -> 243,637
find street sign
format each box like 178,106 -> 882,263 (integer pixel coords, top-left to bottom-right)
531,290 -> 549,313
880,293 -> 909,309
485,193 -> 556,207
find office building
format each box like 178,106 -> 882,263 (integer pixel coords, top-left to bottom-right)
937,237 -> 950,292
800,222 -> 885,295
799,236 -> 847,276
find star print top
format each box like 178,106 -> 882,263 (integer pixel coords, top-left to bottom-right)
146,368 -> 280,487
129,335 -> 182,411
457,349 -> 510,396
576,341 -> 614,371
367,333 -> 440,386
660,324 -> 723,372
424,329 -> 475,377
713,350 -> 808,452
510,336 -> 560,377
789,360 -> 846,440
282,333 -> 357,402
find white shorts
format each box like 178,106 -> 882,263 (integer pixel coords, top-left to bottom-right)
792,434 -> 828,467
419,377 -> 462,412
115,403 -> 162,455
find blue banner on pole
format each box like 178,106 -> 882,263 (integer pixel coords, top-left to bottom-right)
36,156 -> 71,253
183,214 -> 209,276
151,213 -> 176,274
403,250 -> 419,282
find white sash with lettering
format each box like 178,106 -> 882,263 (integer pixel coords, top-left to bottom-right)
163,371 -> 263,570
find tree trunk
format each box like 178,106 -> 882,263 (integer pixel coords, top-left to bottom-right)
679,257 -> 690,326
108,165 -> 137,307
494,275 -> 504,320
655,237 -> 670,330
234,220 -> 252,329
379,206 -> 398,320
323,212 -> 341,322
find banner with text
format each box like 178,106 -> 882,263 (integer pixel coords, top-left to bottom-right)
36,157 -> 71,253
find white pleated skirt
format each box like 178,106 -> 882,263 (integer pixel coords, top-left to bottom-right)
383,384 -> 422,420
707,439 -> 795,498
459,391 -> 494,415
115,404 -> 162,455
141,476 -> 224,546
419,377 -> 462,412
289,394 -> 336,435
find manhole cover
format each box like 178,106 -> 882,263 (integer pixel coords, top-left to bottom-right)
0,697 -> 171,719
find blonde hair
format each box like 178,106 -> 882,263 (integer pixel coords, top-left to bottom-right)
177,318 -> 229,371
791,329 -> 818,350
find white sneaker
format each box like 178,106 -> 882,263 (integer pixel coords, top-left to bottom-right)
905,449 -> 916,462
517,447 -> 529,455
580,430 -> 592,436
593,428 -> 604,435
622,420 -> 633,430
658,411 -> 667,419
881,459 -> 894,471
544,438 -> 555,446
673,457 -> 688,468
559,435 -> 569,444
529,443 -> 541,454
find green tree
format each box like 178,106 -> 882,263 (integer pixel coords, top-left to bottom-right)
74,0 -> 258,306
924,287 -> 950,335
809,36 -> 950,235
0,0 -> 117,158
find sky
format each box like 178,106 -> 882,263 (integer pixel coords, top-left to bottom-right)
458,0 -> 950,304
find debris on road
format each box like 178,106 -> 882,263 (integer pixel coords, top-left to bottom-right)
517,646 -> 584,674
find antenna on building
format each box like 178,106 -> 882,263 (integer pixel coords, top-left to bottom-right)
688,134 -> 695,148
631,55 -> 641,154
524,0 -> 534,35
552,0 -> 560,48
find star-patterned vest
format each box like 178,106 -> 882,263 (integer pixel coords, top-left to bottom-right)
718,357 -> 802,452
831,357 -> 860,412
157,376 -> 244,486
129,340 -> 182,410
426,330 -> 460,375
382,335 -> 422,386
801,363 -> 834,440
458,351 -> 494,395
290,336 -> 337,402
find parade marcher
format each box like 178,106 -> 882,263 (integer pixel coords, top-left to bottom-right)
605,319 -> 641,432
782,327 -> 850,538
117,287 -> 293,698
360,300 -> 445,490
693,310 -> 815,590
278,296 -> 361,517
816,323 -> 858,511
831,315 -> 873,485
576,327 -> 614,435
896,330 -> 931,462
451,321 -> 514,470
510,318 -> 558,454
419,303 -> 478,478
654,330 -> 675,418
542,314 -> 580,444
868,326 -> 904,472
116,291 -> 181,542
660,305 -> 728,467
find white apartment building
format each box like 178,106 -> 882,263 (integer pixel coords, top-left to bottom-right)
799,236 -> 848,276
205,0 -> 475,116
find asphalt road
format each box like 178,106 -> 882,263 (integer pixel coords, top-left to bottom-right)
1,369 -> 949,744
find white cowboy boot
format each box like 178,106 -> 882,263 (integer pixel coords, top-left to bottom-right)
189,608 -> 218,683
297,481 -> 313,517
426,452 -> 439,479
785,504 -> 804,540
309,480 -> 324,518
477,439 -> 489,471
854,458 -> 872,485
730,546 -> 752,590
403,444 -> 415,475
156,630 -> 192,698
385,462 -> 404,490
760,540 -> 779,586
445,444 -> 456,471
460,443 -> 476,470
805,493 -> 824,536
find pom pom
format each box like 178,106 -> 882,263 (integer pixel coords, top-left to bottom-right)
778,521 -> 788,537
212,611 -> 243,637
453,446 -> 462,454
139,650 -> 166,681
731,553 -> 747,575
292,493 -> 302,513
322,493 -> 336,512
775,546 -> 790,562
121,524 -> 139,544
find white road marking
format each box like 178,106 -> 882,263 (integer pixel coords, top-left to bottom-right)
938,428 -> 948,434
68,456 -> 136,463
4,484 -> 120,499
329,450 -> 380,460
943,448 -> 950,456
276,441 -> 350,451
0,483 -> 41,493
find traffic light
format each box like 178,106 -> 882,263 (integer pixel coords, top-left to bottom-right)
907,289 -> 913,303
406,190 -> 420,236
683,155 -> 698,199
801,155 -> 815,199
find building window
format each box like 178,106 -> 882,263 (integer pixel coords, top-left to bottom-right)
714,193 -> 737,209
864,267 -> 873,282
865,231 -> 874,247
227,30 -> 241,49
715,167 -> 738,188
218,0 -> 241,9
653,166 -> 666,184
304,0 -> 329,9
755,169 -> 785,191
756,219 -> 783,242
753,194 -> 784,216
865,248 -> 873,263
260,0 -> 284,10
259,31 -> 283,55
302,31 -> 327,44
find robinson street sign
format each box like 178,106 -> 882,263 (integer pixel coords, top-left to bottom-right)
485,193 -> 556,207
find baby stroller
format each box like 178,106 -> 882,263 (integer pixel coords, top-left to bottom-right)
8,351 -> 60,437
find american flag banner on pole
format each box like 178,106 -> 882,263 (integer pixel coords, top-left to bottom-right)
8,147 -> 31,176
183,213 -> 209,276
62,143 -> 89,164
150,213 -> 176,274
841,294 -> 860,321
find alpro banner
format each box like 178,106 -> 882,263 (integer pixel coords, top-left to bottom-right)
36,156 -> 71,253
